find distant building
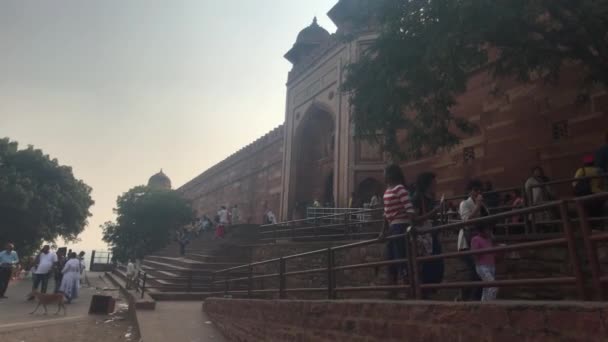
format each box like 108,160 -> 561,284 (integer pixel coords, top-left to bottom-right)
180,0 -> 608,223
148,169 -> 172,190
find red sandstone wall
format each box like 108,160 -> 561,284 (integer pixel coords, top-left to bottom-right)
205,298 -> 608,342
178,126 -> 284,224
353,67 -> 608,199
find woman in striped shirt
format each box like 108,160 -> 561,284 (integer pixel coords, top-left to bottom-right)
379,164 -> 416,285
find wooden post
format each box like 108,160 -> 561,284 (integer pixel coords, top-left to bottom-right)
279,258 -> 286,299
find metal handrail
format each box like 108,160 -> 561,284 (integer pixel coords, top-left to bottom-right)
214,198 -> 596,300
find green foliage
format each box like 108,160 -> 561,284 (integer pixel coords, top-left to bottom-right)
102,185 -> 194,262
342,0 -> 608,159
0,138 -> 94,257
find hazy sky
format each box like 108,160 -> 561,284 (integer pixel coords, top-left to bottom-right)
0,0 -> 337,253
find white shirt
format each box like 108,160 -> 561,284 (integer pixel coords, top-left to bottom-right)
266,211 -> 277,224
218,209 -> 229,224
35,252 -> 58,274
457,198 -> 476,250
126,262 -> 136,276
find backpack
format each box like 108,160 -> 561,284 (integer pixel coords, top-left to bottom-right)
574,168 -> 592,197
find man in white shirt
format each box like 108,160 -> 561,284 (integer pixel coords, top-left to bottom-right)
31,245 -> 57,296
218,206 -> 229,225
126,259 -> 136,289
265,209 -> 277,225
458,180 -> 487,301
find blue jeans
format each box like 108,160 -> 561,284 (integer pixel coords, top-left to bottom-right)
476,265 -> 498,301
32,273 -> 50,293
386,223 -> 408,282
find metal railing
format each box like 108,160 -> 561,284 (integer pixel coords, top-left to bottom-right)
259,207 -> 384,242
573,192 -> 608,301
214,198 -> 608,300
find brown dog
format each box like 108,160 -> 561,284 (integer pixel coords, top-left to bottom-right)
28,290 -> 67,315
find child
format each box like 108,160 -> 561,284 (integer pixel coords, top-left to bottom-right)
470,226 -> 497,301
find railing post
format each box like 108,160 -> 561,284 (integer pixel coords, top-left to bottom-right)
559,201 -> 586,300
344,212 -> 350,239
248,264 -> 253,298
187,271 -> 193,293
279,257 -> 286,299
224,274 -> 229,296
406,228 -> 421,299
141,272 -> 147,299
327,248 -> 336,299
522,184 -> 531,234
575,200 -> 603,300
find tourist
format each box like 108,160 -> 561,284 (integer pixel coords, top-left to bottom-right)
524,166 -> 554,222
202,215 -> 213,232
471,226 -> 498,301
54,249 -> 67,293
215,206 -> 229,239
30,245 -> 58,298
458,180 -> 487,301
573,155 -> 604,196
177,228 -> 190,256
59,252 -> 81,303
0,243 -> 19,299
379,164 -> 416,287
483,181 -> 500,209
369,194 -> 380,208
78,251 -> 87,286
573,155 -> 606,218
595,131 -> 608,173
265,209 -> 277,225
411,172 -> 445,298
126,259 -> 136,289
231,205 -> 240,225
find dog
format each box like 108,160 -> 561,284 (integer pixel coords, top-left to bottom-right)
27,290 -> 67,315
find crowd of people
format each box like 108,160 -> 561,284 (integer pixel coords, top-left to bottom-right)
377,134 -> 608,302
0,243 -> 88,303
174,203 -> 277,257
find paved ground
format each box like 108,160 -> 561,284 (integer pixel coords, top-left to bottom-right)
0,272 -> 114,324
0,273 -> 138,342
137,301 -> 226,342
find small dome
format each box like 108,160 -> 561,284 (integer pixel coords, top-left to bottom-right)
295,17 -> 330,45
148,169 -> 172,190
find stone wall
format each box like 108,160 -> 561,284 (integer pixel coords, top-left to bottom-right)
178,125 -> 284,224
204,298 -> 608,342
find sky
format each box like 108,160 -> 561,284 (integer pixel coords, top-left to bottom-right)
0,0 -> 337,253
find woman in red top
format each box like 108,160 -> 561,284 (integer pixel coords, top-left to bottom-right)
379,164 -> 416,285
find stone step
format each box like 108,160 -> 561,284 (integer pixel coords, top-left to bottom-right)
145,256 -> 243,270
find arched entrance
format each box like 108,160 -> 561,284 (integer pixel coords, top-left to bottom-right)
291,104 -> 335,219
357,177 -> 384,206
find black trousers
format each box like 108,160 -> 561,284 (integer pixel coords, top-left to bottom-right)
0,268 -> 12,296
32,273 -> 50,293
461,254 -> 482,301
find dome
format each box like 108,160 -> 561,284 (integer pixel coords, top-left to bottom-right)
148,169 -> 172,190
285,17 -> 331,64
295,17 -> 330,45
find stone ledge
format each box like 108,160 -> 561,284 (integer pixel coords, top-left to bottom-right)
204,298 -> 608,342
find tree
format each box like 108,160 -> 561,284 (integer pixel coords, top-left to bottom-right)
102,186 -> 194,262
342,0 -> 608,159
0,138 -> 94,257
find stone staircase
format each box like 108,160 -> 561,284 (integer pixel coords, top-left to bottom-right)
112,224 -> 258,300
